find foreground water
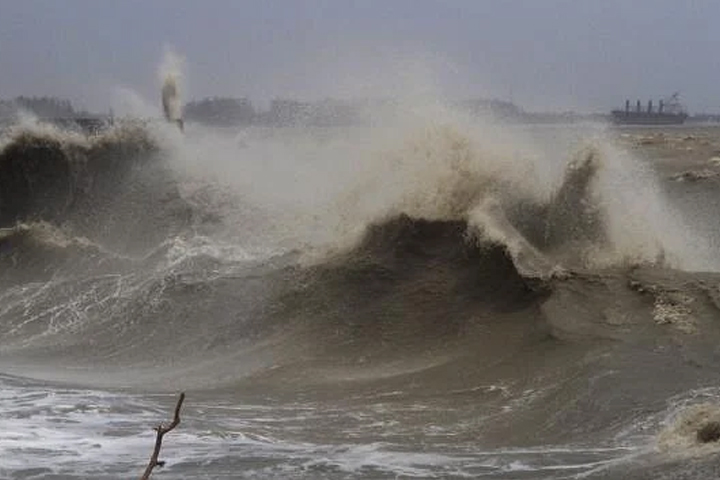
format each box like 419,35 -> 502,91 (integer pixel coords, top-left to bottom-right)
0,373 -> 685,479
4,373 -> 720,479
2,117 -> 720,478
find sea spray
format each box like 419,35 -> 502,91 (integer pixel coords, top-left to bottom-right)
158,47 -> 185,126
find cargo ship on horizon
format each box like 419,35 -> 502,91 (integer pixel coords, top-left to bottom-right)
611,92 -> 688,125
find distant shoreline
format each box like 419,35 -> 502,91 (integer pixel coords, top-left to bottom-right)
2,95 -> 720,131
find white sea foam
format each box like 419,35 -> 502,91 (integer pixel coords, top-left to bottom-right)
0,375 -> 650,479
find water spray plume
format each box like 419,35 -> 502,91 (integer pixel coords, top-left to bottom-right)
158,47 -> 186,131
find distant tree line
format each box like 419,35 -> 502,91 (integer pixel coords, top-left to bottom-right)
0,95 -> 628,127
183,97 -> 363,127
0,95 -> 363,126
183,97 -> 255,126
15,96 -> 76,117
0,96 -> 99,121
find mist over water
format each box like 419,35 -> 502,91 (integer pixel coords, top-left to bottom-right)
3,64 -> 720,477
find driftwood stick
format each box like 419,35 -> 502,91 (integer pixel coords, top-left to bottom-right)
140,392 -> 186,480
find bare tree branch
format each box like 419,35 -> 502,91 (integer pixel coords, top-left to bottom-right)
140,392 -> 186,480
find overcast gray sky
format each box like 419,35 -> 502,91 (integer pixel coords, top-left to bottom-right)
1,0 -> 718,113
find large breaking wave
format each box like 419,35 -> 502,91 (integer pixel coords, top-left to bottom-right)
5,109 -> 720,479
0,112 -> 712,368
0,111 -> 717,382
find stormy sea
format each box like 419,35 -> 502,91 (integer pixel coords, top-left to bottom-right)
3,107 -> 720,479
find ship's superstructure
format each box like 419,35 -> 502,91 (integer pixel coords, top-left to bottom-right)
611,93 -> 688,125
